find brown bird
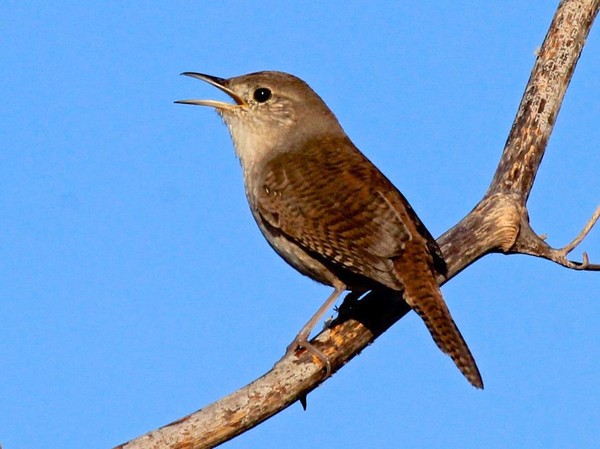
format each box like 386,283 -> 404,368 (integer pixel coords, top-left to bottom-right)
177,71 -> 483,388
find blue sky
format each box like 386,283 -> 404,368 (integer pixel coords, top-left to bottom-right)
1,2 -> 599,448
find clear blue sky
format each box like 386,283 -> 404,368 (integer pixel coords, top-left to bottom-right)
1,2 -> 599,448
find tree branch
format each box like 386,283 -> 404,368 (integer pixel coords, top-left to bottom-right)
115,1 -> 599,448
510,205 -> 600,270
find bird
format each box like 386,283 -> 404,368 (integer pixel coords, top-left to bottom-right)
176,70 -> 483,388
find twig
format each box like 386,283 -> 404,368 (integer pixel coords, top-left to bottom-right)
511,205 -> 600,270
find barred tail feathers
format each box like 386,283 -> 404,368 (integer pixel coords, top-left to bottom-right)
394,254 -> 483,389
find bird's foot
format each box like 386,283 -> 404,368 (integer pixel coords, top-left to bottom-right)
286,338 -> 332,377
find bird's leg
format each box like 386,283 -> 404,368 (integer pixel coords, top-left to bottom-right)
286,284 -> 346,376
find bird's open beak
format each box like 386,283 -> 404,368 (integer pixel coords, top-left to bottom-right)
175,72 -> 247,110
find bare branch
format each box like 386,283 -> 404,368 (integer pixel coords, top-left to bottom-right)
511,205 -> 600,270
116,1 -> 599,448
488,0 -> 600,201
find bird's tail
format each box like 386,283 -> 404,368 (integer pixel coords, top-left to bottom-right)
395,254 -> 483,389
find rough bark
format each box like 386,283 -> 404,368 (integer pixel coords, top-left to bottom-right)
115,1 -> 599,448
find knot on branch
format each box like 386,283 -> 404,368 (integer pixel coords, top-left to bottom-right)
480,193 -> 523,253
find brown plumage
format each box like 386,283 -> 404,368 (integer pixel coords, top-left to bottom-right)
177,71 -> 483,388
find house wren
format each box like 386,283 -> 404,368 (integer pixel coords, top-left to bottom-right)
177,71 -> 483,388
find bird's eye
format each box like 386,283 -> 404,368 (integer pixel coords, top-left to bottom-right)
253,87 -> 272,103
